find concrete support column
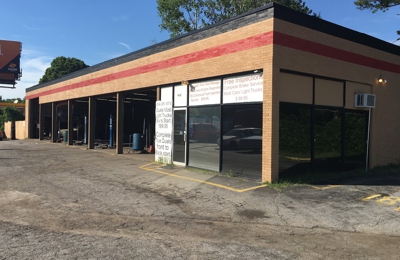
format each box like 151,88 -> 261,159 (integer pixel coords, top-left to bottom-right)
67,100 -> 74,146
88,97 -> 96,149
26,99 -> 32,139
51,103 -> 57,143
39,104 -> 44,140
116,93 -> 125,154
156,87 -> 161,101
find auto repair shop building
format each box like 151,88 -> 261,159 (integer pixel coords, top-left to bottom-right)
24,3 -> 400,182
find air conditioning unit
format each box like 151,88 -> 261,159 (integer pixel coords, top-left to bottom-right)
354,93 -> 376,108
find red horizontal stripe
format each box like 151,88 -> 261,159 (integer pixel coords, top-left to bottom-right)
28,30 -> 398,101
274,31 -> 400,74
26,32 -> 274,100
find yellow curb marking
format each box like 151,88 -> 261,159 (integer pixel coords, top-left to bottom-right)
141,163 -> 162,170
362,194 -> 382,201
363,194 -> 400,212
376,196 -> 400,206
312,185 -> 341,191
139,162 -> 266,193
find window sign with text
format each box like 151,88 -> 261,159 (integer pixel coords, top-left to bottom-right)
223,73 -> 263,104
174,85 -> 187,107
189,79 -> 221,106
155,101 -> 173,164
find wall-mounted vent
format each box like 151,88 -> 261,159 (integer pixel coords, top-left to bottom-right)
354,93 -> 376,108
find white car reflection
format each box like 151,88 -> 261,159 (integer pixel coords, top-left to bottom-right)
217,128 -> 262,150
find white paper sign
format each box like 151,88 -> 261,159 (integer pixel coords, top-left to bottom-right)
189,80 -> 221,106
161,86 -> 173,101
155,101 -> 173,164
223,73 -> 263,104
174,85 -> 187,107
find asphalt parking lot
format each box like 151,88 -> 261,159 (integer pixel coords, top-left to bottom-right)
0,139 -> 399,259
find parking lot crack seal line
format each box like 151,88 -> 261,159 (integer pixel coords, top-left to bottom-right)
273,193 -> 288,227
139,163 -> 266,193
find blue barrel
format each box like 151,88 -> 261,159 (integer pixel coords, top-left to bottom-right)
132,133 -> 144,151
63,131 -> 68,143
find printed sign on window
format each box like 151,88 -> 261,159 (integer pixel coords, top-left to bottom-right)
223,73 -> 263,104
155,101 -> 173,164
174,85 -> 187,107
189,80 -> 221,106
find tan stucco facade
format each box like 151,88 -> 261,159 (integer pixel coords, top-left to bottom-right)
4,120 -> 25,140
273,17 -> 400,169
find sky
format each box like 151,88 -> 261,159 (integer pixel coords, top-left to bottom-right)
0,0 -> 399,99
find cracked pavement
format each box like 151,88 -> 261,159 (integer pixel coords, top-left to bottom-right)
0,140 -> 399,259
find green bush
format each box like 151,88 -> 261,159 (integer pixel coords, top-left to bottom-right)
0,106 -> 25,132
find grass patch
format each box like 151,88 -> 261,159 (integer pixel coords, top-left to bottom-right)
262,180 -> 303,191
186,166 -> 219,176
155,157 -> 174,169
186,167 -> 249,181
188,163 -> 400,189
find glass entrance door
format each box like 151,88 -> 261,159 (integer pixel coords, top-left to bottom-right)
173,109 -> 186,164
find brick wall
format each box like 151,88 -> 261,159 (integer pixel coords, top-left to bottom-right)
24,5 -> 400,181
274,18 -> 400,170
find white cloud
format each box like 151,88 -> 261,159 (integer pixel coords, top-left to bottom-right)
23,24 -> 39,30
24,57 -> 52,72
1,50 -> 52,99
90,51 -> 127,65
118,42 -> 131,51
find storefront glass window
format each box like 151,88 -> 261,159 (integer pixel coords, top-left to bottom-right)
221,104 -> 262,179
345,110 -> 368,171
188,106 -> 220,171
279,103 -> 311,175
314,106 -> 342,173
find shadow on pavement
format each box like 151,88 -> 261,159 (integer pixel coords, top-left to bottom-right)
280,166 -> 400,186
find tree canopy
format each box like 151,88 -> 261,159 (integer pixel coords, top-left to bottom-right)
39,56 -> 89,84
354,0 -> 400,36
157,0 -> 318,38
0,96 -> 25,103
0,106 -> 25,131
354,0 -> 400,12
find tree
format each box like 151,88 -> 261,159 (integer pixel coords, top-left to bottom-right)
204,0 -> 316,24
39,56 -> 89,84
157,0 -> 318,38
157,0 -> 208,38
0,97 -> 25,103
354,0 -> 400,36
354,0 -> 400,12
